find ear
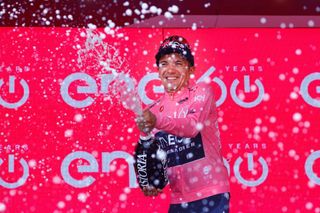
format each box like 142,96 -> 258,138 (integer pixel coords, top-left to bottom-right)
189,66 -> 195,75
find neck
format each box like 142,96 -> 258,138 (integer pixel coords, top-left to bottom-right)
166,86 -> 188,100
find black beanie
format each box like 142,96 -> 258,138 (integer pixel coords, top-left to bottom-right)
155,35 -> 194,67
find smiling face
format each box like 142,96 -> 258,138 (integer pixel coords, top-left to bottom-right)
158,53 -> 194,93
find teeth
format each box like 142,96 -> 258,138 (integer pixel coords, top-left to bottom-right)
166,77 -> 177,80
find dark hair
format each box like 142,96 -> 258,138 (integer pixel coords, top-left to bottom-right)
155,35 -> 194,67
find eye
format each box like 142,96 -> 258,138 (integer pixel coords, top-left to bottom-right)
159,61 -> 167,66
175,61 -> 183,66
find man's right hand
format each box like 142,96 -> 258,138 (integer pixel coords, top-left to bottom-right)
135,109 -> 157,133
142,186 -> 162,197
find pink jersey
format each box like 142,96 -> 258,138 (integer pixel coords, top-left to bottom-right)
147,82 -> 230,204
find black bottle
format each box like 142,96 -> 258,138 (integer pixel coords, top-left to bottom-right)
134,134 -> 168,190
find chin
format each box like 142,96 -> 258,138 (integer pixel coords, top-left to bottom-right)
166,87 -> 180,93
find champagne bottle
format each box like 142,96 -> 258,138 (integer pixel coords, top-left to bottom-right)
134,134 -> 168,190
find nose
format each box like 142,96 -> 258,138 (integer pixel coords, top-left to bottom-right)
165,62 -> 177,72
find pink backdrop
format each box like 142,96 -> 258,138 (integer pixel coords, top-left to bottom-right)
0,27 -> 320,212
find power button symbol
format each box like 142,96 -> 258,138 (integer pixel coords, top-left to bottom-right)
300,72 -> 320,108
234,153 -> 269,187
0,155 -> 29,188
305,150 -> 320,185
0,75 -> 29,109
230,75 -> 264,108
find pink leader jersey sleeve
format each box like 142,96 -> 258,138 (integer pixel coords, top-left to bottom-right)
154,82 -> 216,138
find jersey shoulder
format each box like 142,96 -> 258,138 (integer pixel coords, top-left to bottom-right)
189,81 -> 214,95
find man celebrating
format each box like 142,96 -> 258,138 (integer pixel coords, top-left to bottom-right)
136,35 -> 230,213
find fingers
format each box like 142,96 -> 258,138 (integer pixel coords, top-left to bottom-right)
143,110 -> 156,130
135,116 -> 151,133
142,187 -> 162,197
135,110 -> 156,133
143,110 -> 155,121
